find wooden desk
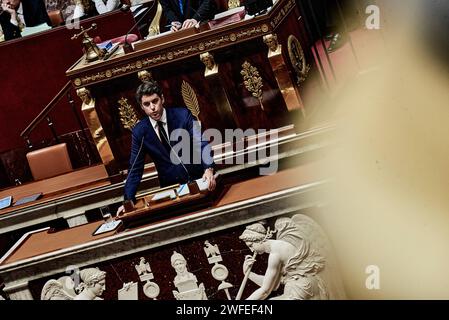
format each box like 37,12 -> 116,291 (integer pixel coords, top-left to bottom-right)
64,0 -> 322,174
0,159 -> 330,300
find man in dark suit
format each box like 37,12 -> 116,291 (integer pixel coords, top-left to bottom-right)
117,80 -> 216,214
160,0 -> 217,31
0,0 -> 51,41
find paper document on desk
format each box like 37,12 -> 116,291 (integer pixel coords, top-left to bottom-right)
195,178 -> 210,191
151,189 -> 176,201
176,184 -> 190,197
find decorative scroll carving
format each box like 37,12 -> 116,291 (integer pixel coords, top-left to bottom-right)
118,97 -> 139,130
288,35 -> 310,85
181,81 -> 201,120
241,61 -> 265,110
41,267 -> 106,300
263,33 -> 305,115
270,0 -> 296,29
171,251 -> 207,300
76,88 -> 115,166
228,0 -> 240,9
239,214 -> 346,300
204,240 -> 233,300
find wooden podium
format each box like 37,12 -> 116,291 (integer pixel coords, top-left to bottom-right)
65,0 -> 321,176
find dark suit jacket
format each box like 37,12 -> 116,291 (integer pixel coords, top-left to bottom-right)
0,12 -> 21,41
160,0 -> 217,25
0,0 -> 51,41
124,107 -> 214,202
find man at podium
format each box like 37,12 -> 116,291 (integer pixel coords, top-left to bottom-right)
117,80 -> 216,214
160,0 -> 217,31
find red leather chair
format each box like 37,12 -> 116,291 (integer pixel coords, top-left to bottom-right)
26,143 -> 73,181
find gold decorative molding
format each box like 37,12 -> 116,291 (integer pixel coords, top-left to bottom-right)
71,24 -> 272,88
270,0 -> 296,29
137,70 -> 153,82
118,97 -> 139,131
181,81 -> 201,120
228,0 -> 240,9
76,87 -> 115,166
287,35 -> 310,85
241,61 -> 264,110
148,2 -> 163,36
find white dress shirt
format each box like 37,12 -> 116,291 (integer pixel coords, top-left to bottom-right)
148,108 -> 169,142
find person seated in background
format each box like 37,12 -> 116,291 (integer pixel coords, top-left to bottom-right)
303,0 -> 360,53
160,0 -> 216,32
72,0 -> 121,20
0,0 -> 51,41
129,0 -> 154,39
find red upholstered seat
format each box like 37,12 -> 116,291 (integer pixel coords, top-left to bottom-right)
26,143 -> 73,181
94,34 -> 139,46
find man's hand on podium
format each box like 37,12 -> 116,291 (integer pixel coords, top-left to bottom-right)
202,168 -> 216,191
182,18 -> 198,29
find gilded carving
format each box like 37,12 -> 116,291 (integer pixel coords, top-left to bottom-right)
228,0 -> 240,9
181,80 -> 201,120
72,24 -> 272,86
200,52 -> 218,76
118,97 -> 139,130
137,70 -> 153,82
241,61 -> 265,110
263,33 -> 281,55
270,0 -> 295,29
288,35 -> 310,85
76,87 -> 115,166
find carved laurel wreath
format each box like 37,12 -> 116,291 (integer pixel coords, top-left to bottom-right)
241,61 -> 264,110
118,97 -> 139,131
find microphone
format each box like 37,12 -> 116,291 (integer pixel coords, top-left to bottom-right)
158,124 -> 192,183
123,0 -> 157,53
122,135 -> 145,210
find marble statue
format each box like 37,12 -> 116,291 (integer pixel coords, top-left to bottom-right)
239,214 -> 345,300
171,251 -> 207,300
41,267 -> 106,300
134,257 -> 160,299
204,240 -> 233,300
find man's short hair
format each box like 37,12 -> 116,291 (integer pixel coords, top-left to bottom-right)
135,81 -> 163,105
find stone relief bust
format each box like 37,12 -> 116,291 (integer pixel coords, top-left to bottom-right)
41,267 -> 106,300
171,251 -> 207,300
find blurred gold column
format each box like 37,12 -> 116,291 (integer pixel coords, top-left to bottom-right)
200,52 -> 238,128
263,33 -> 305,117
76,87 -> 115,167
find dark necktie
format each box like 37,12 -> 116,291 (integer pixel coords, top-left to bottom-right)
157,121 -> 171,152
178,0 -> 184,15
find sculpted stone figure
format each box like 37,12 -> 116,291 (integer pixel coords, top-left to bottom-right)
171,251 -> 207,300
41,267 -> 106,300
263,34 -> 281,55
200,52 -> 218,76
76,87 -> 93,106
239,214 -> 343,300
